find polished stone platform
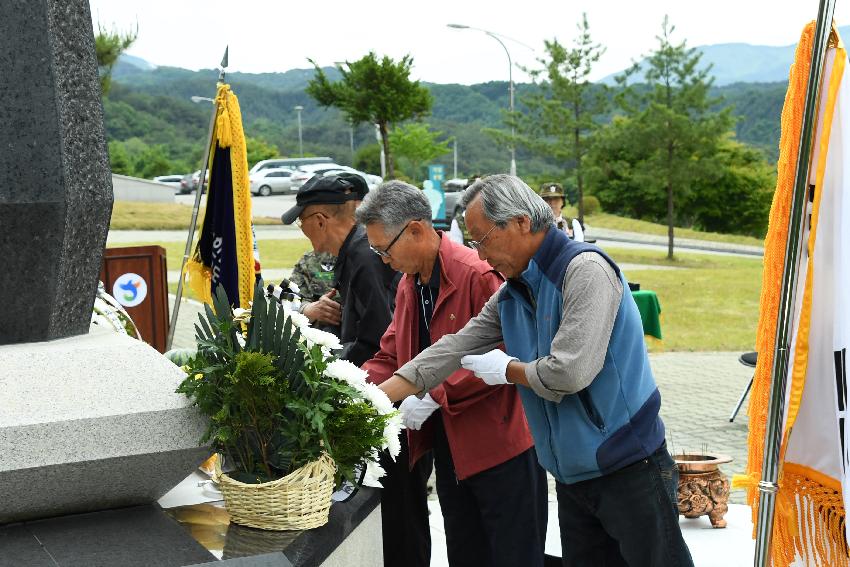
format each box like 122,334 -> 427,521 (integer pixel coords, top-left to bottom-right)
0,481 -> 381,567
162,478 -> 381,566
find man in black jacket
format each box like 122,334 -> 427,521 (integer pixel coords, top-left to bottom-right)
281,173 -> 399,366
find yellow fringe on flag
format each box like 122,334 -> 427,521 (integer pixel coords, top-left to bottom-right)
735,23 -> 850,566
735,20 -> 815,518
775,463 -> 849,567
185,83 -> 255,310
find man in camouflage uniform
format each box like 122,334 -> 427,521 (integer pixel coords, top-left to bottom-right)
290,250 -> 336,301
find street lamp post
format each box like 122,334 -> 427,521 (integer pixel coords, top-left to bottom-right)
294,105 -> 304,157
448,23 -> 522,176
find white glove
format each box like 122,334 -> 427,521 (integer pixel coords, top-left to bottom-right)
399,393 -> 440,430
460,349 -> 518,386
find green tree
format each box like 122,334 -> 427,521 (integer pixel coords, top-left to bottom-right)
136,144 -> 173,179
388,122 -> 451,182
108,140 -> 133,175
686,138 -> 774,237
603,17 -> 735,258
501,14 -> 607,223
353,143 -> 382,175
306,52 -> 432,178
245,136 -> 280,168
94,23 -> 138,95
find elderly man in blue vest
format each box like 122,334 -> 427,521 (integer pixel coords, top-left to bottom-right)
379,174 -> 693,567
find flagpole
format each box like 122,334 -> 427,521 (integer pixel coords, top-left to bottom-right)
754,3 -> 835,566
166,47 -> 229,351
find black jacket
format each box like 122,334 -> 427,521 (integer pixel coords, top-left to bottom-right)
333,225 -> 400,366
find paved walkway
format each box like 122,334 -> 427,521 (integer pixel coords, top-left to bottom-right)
588,227 -> 764,257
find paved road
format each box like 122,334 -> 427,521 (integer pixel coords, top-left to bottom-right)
174,192 -> 294,220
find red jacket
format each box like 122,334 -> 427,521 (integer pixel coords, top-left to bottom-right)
363,233 -> 534,479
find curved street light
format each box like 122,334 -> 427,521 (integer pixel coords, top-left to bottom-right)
448,24 -> 533,176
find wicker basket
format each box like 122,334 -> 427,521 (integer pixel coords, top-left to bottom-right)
215,453 -> 336,531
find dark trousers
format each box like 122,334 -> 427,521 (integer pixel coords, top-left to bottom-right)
378,431 -> 433,567
555,443 -> 694,567
432,414 -> 548,567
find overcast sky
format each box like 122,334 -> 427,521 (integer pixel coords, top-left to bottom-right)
88,0 -> 848,84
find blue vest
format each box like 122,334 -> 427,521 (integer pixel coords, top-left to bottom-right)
498,228 -> 665,484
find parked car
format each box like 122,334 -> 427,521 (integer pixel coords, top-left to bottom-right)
249,157 -> 334,176
153,174 -> 184,188
290,164 -> 382,191
178,170 -> 207,195
431,178 -> 467,230
250,168 -> 295,196
178,172 -> 194,194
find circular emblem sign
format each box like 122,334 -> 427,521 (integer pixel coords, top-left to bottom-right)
113,273 -> 148,308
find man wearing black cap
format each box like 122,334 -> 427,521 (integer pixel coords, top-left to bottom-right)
288,172 -> 371,332
282,174 -> 399,366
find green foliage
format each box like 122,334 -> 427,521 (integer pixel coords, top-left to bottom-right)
353,143 -> 382,174
591,17 -> 736,258
135,144 -> 173,178
498,14 -> 608,222
95,23 -> 138,94
177,284 -> 394,486
307,52 -> 432,178
686,138 -> 774,237
108,140 -> 132,175
388,122 -> 451,182
102,62 -> 782,187
245,136 -> 279,167
582,195 -> 602,215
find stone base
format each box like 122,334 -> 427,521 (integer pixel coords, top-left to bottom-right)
0,328 -> 209,523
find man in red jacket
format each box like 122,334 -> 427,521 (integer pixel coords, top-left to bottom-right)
357,181 -> 548,567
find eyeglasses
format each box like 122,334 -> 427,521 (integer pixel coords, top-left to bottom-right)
468,225 -> 498,252
296,212 -> 323,228
370,221 -> 415,258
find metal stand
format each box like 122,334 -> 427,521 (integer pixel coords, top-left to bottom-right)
165,47 -> 228,351
729,352 -> 757,422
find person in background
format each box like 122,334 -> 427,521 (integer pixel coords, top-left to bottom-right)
358,181 -> 548,567
281,174 -> 399,366
377,175 -> 693,567
539,182 -> 570,233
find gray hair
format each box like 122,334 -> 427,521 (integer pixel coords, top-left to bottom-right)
460,174 -> 554,233
355,180 -> 434,233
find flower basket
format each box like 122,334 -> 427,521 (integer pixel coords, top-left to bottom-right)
177,283 -> 402,533
216,453 -> 336,531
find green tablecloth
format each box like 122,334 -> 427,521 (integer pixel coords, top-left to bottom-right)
631,290 -> 662,339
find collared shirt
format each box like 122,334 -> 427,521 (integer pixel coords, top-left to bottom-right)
415,256 -> 441,354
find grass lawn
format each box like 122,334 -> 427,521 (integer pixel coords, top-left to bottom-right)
110,201 -> 279,230
603,247 -> 763,352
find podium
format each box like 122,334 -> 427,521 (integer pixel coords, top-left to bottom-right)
100,245 -> 170,352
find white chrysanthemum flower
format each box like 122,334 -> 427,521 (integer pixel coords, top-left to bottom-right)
362,382 -> 394,415
324,359 -> 368,388
362,456 -> 386,488
383,413 -> 404,459
301,326 -> 343,350
287,280 -> 301,294
284,310 -> 310,330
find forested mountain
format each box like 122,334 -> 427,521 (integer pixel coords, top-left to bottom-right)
601,25 -> 850,85
105,56 -> 787,180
